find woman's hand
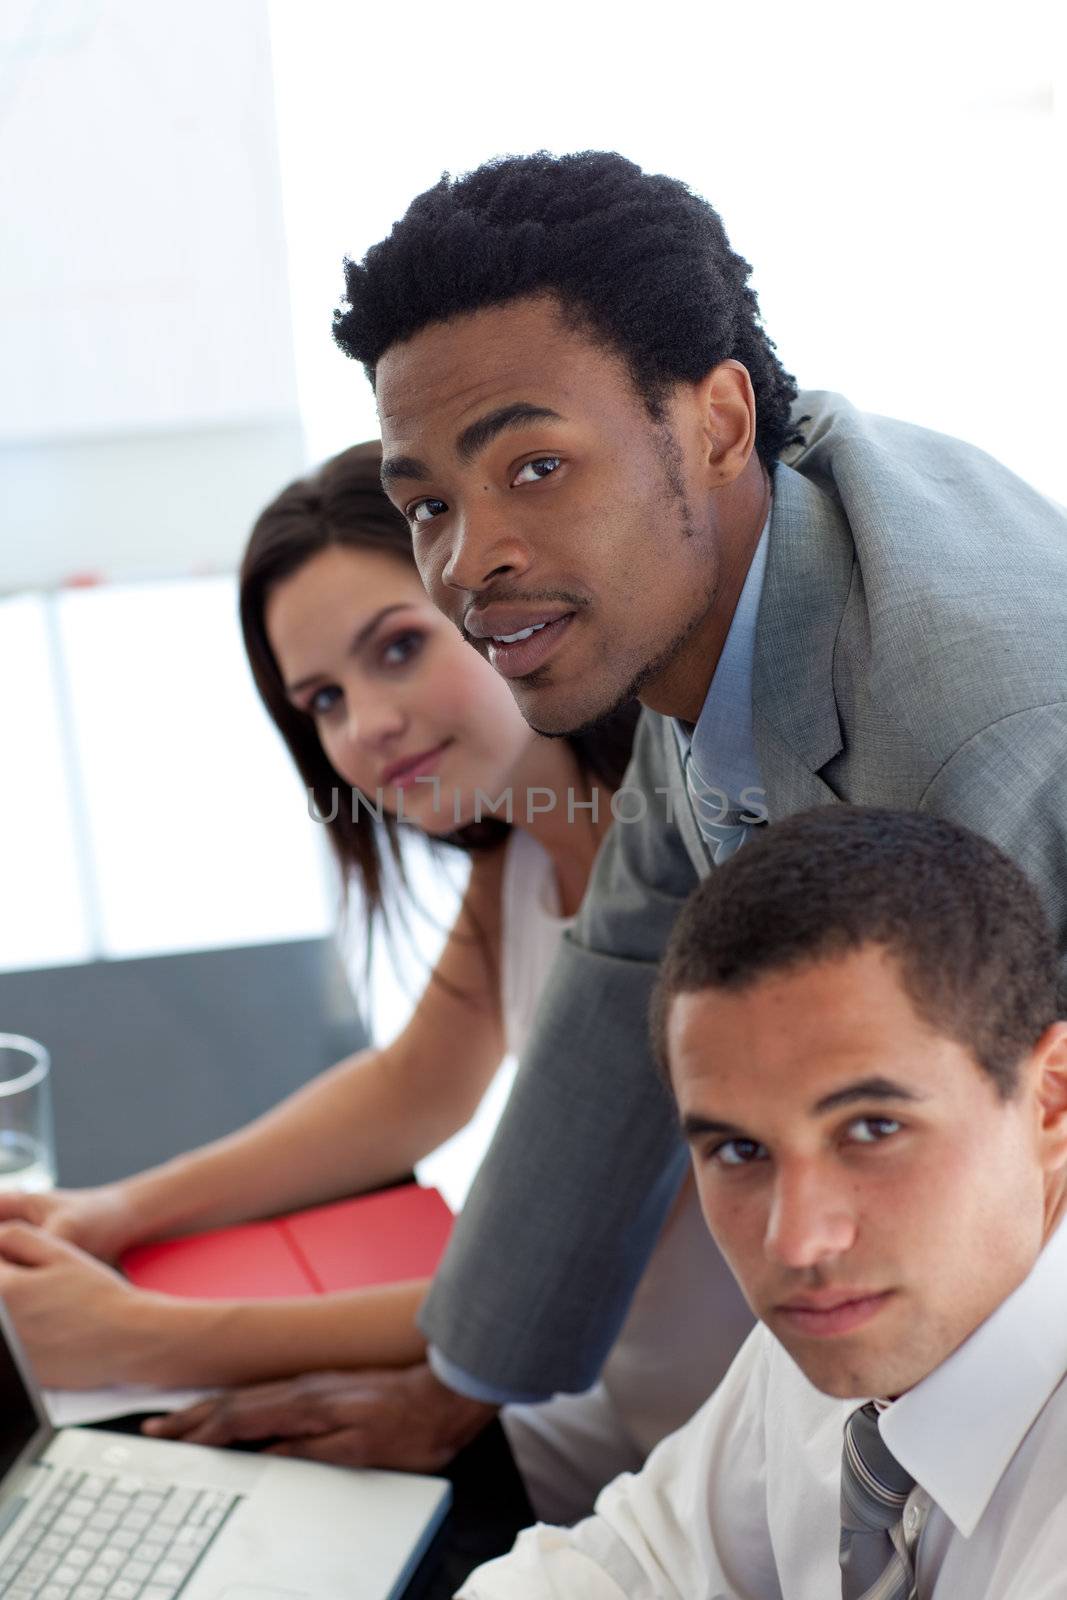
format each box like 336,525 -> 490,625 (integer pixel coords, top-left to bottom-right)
0,1222 -> 156,1387
144,1362 -> 497,1471
0,1183 -> 140,1263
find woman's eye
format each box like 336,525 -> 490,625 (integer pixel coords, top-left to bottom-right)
847,1116 -> 902,1145
380,631 -> 423,668
410,497 -> 448,525
512,456 -> 562,485
710,1137 -> 767,1168
307,685 -> 342,717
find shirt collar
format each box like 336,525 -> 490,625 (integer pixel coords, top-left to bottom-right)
879,1214 -> 1067,1537
673,515 -> 770,800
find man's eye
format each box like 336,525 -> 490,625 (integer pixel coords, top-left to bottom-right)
512,456 -> 562,485
710,1137 -> 767,1168
410,498 -> 448,525
847,1117 -> 902,1145
308,685 -> 342,717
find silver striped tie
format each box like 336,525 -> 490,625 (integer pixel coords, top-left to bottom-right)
839,1402 -> 917,1600
683,748 -> 751,864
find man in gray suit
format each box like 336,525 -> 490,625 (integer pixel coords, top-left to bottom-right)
154,150 -> 1067,1479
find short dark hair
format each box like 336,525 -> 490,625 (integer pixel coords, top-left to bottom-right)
651,807 -> 1060,1098
333,150 -> 802,468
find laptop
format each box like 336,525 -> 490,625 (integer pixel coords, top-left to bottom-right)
0,1300 -> 450,1600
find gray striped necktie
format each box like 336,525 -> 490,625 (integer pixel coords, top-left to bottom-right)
839,1402 -> 917,1600
683,747 -> 751,864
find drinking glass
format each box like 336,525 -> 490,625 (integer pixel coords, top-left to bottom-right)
0,1035 -> 56,1192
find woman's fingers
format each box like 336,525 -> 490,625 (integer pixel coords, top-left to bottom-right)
0,1220 -> 77,1267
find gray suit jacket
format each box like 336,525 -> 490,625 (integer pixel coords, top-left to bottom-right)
420,392 -> 1067,1397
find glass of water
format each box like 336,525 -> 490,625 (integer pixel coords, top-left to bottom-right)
0,1035 -> 56,1192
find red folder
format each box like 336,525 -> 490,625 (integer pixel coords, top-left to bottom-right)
121,1184 -> 454,1300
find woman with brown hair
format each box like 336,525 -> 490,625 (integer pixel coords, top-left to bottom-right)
0,442 -> 749,1525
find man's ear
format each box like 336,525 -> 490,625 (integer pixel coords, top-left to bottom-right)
1032,1022 -> 1067,1173
689,360 -> 757,490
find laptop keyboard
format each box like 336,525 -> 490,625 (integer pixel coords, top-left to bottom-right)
0,1467 -> 240,1600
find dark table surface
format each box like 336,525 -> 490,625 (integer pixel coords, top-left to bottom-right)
0,937 -> 368,1186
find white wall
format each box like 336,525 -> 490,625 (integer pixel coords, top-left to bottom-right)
268,0 -> 1066,503
0,0 -> 304,589
0,421 -> 304,592
0,0 -> 296,441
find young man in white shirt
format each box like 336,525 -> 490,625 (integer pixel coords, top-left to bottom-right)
461,806 -> 1067,1599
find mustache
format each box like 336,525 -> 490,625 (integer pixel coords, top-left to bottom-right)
468,586 -> 588,611
767,1266 -> 887,1297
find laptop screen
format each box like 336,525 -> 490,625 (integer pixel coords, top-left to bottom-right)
0,1301 -> 48,1480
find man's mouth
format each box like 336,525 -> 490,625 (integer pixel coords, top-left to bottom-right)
773,1289 -> 895,1339
463,605 -> 577,681
493,622 -> 550,644
464,603 -> 575,641
486,615 -> 574,679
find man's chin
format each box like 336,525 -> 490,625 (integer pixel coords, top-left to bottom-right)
515,675 -> 638,740
780,1337 -> 924,1403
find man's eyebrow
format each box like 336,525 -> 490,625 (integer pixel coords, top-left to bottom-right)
811,1076 -> 925,1114
380,404 -> 565,490
380,455 -> 431,488
285,604 -> 410,695
455,403 -> 564,464
680,1113 -> 746,1143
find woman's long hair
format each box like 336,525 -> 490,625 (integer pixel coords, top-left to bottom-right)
239,440 -> 639,929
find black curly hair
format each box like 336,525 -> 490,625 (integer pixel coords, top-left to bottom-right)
333,150 -> 802,467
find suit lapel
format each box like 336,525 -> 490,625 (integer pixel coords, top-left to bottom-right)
752,717 -> 843,820
753,463 -> 855,821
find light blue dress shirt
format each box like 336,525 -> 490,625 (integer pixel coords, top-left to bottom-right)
674,519 -> 768,859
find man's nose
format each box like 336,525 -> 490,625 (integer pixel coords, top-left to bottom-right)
763,1160 -> 857,1271
439,503 -> 531,595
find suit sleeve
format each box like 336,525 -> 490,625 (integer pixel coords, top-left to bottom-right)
917,703 -> 1067,1004
418,710 -> 700,1398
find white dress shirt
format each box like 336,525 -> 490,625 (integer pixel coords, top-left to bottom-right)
460,1216 -> 1067,1599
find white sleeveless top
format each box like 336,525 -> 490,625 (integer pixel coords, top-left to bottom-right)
499,827 -> 574,1058
497,829 -> 754,1525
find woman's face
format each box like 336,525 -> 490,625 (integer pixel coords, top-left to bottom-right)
265,544 -> 540,834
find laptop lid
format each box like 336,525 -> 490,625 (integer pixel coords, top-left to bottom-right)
0,1296 -> 53,1521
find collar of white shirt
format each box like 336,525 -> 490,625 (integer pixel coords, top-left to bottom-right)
878,1214 -> 1067,1538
